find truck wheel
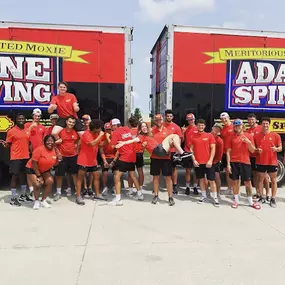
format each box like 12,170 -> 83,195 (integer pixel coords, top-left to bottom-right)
276,156 -> 285,186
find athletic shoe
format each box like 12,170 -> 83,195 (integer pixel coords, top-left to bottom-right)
76,196 -> 85,205
173,185 -> 178,195
173,152 -> 192,162
33,200 -> 40,210
10,197 -> 21,207
134,192 -> 144,201
185,187 -> 190,196
87,189 -> 94,197
19,194 -> 33,202
266,196 -> 271,203
53,193 -> 61,202
258,197 -> 266,204
198,197 -> 207,204
66,188 -> 72,197
108,198 -> 123,206
40,200 -> 51,208
193,187 -> 199,196
93,194 -> 108,201
270,198 -> 277,208
213,198 -> 220,207
81,189 -> 88,197
102,187 -> 109,196
168,197 -> 175,206
151,195 -> 158,204
127,188 -> 135,197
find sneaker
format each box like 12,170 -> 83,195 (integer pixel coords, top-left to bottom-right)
270,198 -> 277,208
173,152 -> 192,161
82,189 -> 88,197
173,185 -> 178,195
33,200 -> 40,210
126,188 -> 135,197
102,187 -> 109,196
19,194 -> 33,202
151,195 -> 159,204
185,187 -> 190,196
198,197 -> 207,204
134,192 -> 144,201
53,193 -> 61,202
10,197 -> 21,207
266,196 -> 271,203
168,197 -> 175,206
40,200 -> 51,208
108,198 -> 123,206
93,194 -> 108,201
87,189 -> 94,197
193,187 -> 199,196
25,193 -> 34,202
258,197 -> 266,204
76,196 -> 85,205
66,188 -> 72,197
213,198 -> 220,207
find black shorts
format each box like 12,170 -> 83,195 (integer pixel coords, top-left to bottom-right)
256,165 -> 278,173
250,157 -> 257,171
116,160 -> 135,172
102,158 -> 117,172
56,117 -> 84,132
230,162 -> 252,181
25,167 -> 50,175
78,165 -> 99,173
213,162 -> 221,173
136,153 -> 144,169
152,144 -> 168,157
170,152 -> 179,168
56,155 -> 78,176
150,158 -> 172,177
10,159 -> 29,175
194,164 -> 215,181
182,157 -> 193,169
221,153 -> 227,170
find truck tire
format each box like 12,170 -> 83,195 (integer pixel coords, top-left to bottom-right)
276,156 -> 285,186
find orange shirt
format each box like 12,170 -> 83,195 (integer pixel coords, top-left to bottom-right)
184,125 -> 198,152
50,93 -> 78,118
138,135 -> 158,155
111,127 -> 136,163
100,133 -> 116,159
245,125 -> 262,158
163,122 -> 182,152
6,126 -> 30,160
77,131 -> 100,167
26,145 -> 57,173
130,127 -> 143,153
59,128 -> 79,157
220,123 -> 234,153
151,126 -> 172,159
25,122 -> 45,151
228,133 -> 253,165
213,136 -> 224,164
189,132 -> 215,164
45,126 -> 54,136
254,132 -> 281,166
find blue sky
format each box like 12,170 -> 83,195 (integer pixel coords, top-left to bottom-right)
2,0 -> 284,115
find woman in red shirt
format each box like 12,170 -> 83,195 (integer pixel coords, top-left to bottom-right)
26,135 -> 60,210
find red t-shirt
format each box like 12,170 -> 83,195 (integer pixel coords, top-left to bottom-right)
25,122 -> 45,151
130,127 -> 143,153
50,93 -> 78,118
213,136 -> 224,164
151,126 -> 172,159
6,126 -> 30,160
111,127 -> 136,163
245,125 -> 262,158
228,133 -> 253,165
220,123 -> 234,153
138,135 -> 158,155
184,125 -> 198,152
163,122 -> 182,152
189,132 -> 215,164
100,133 -> 116,159
45,126 -> 54,136
254,132 -> 281,166
26,145 -> 57,173
59,128 -> 79,157
77,131 -> 100,167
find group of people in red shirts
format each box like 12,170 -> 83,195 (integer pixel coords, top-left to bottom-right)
1,81 -> 282,210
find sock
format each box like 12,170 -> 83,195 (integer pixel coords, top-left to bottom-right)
194,183 -> 198,188
138,190 -> 142,196
201,191 -> 206,198
66,187 -> 71,191
210,192 -> 217,199
20,185 -> 26,195
247,196 -> 253,206
115,194 -> 121,201
234,194 -> 239,204
29,186 -> 34,194
186,182 -> 190,188
140,186 -> 143,190
11,188 -> 17,197
57,188 -> 61,195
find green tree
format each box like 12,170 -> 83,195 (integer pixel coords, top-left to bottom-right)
134,108 -> 142,120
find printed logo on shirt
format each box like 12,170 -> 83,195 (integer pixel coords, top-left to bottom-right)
122,133 -> 132,139
202,138 -> 209,141
66,99 -> 71,102
269,137 -> 272,140
72,135 -> 75,139
52,156 -> 56,159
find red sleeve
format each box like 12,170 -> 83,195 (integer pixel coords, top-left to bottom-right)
276,134 -> 281,147
209,134 -> 215,144
31,147 -> 42,162
226,137 -> 232,150
73,130 -> 79,140
110,131 -> 119,146
71,94 -> 77,104
249,135 -> 254,145
6,129 -> 13,143
81,132 -> 93,144
175,125 -> 183,138
50,96 -> 57,105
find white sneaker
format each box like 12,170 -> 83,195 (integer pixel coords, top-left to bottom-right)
127,188 -> 135,197
66,188 -> 72,197
108,198 -> 123,206
102,187 -> 109,196
33,200 -> 40,210
41,200 -> 51,208
134,193 -> 144,201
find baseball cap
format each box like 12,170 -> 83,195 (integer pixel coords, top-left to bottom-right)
50,114 -> 59,120
233,119 -> 243,126
213,123 -> 223,129
104,122 -> 112,130
82,114 -> 91,120
154,114 -> 163,120
111,118 -> 121,125
32,108 -> 42,116
186,113 -> 195,120
220,112 -> 229,119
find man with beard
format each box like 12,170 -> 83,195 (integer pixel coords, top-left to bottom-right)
163,109 -> 183,194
